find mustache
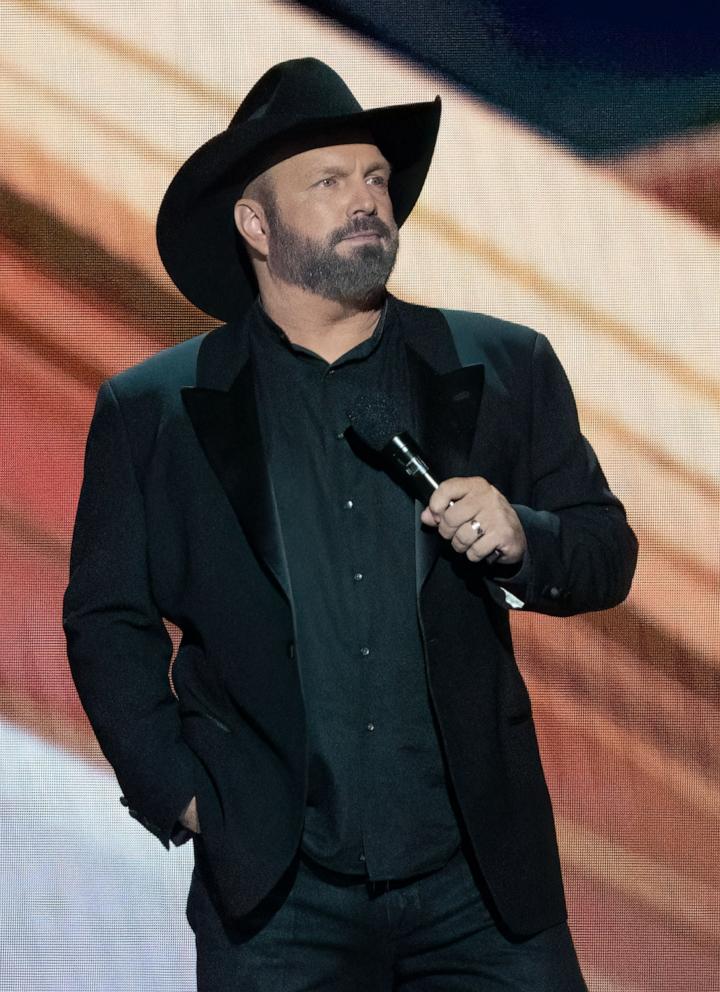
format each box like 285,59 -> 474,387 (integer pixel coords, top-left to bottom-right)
330,217 -> 395,245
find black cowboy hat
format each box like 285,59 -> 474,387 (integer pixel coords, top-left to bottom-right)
156,58 -> 441,322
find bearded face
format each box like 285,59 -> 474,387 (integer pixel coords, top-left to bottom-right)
238,142 -> 400,308
263,191 -> 399,307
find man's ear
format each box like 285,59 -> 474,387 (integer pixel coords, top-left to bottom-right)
234,198 -> 269,257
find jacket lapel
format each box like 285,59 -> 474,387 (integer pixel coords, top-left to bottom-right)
403,331 -> 485,595
180,304 -> 485,605
180,320 -> 293,602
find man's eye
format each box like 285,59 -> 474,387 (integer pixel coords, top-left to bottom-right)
368,175 -> 388,186
318,177 -> 336,187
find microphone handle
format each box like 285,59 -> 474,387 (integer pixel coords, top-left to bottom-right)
383,432 -> 455,506
383,432 -> 509,575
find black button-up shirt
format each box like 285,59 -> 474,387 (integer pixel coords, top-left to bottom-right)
248,293 -> 461,879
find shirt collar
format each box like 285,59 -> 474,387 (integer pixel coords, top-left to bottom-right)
250,293 -> 391,367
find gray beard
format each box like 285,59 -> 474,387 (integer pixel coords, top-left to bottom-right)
265,205 -> 399,307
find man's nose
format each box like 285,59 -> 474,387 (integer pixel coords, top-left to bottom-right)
346,177 -> 377,215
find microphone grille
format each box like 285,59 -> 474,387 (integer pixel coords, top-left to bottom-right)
346,390 -> 404,451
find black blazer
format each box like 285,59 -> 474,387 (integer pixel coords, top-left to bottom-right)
62,296 -> 637,937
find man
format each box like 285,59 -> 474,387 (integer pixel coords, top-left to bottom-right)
63,58 -> 638,990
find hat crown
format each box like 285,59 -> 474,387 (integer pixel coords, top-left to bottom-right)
228,58 -> 363,132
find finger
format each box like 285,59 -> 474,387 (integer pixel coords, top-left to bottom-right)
439,481 -> 494,530
427,477 -> 478,517
449,496 -> 501,534
451,518 -> 485,552
465,533 -> 507,564
438,514 -> 468,540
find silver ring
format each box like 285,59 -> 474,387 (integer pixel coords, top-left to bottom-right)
469,519 -> 484,537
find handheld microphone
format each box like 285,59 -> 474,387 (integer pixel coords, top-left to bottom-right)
346,391 -> 521,600
345,391 -> 453,506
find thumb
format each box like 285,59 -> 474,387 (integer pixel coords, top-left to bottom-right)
421,506 -> 438,526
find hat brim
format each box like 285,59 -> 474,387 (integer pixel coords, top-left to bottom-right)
156,96 -> 441,322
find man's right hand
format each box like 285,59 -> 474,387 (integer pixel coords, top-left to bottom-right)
179,795 -> 201,833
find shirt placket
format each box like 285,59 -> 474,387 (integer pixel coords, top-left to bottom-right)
325,359 -> 379,870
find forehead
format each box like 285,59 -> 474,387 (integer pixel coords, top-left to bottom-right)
271,142 -> 390,184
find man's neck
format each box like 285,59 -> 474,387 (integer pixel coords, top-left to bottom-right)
257,283 -> 386,364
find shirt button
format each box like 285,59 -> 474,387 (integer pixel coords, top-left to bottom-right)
336,430 -> 345,439
343,499 -> 354,509
366,722 -> 375,731
328,368 -> 336,375
359,853 -> 366,863
353,572 -> 363,582
360,646 -> 370,656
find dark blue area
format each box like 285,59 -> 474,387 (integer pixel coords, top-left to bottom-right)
295,0 -> 720,155
498,1 -> 720,75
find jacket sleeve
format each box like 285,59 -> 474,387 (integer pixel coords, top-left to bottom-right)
486,331 -> 638,615
62,379 -> 202,846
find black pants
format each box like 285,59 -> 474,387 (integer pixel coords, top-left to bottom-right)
187,840 -> 588,991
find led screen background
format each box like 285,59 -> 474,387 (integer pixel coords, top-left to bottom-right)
1,2 -> 719,989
